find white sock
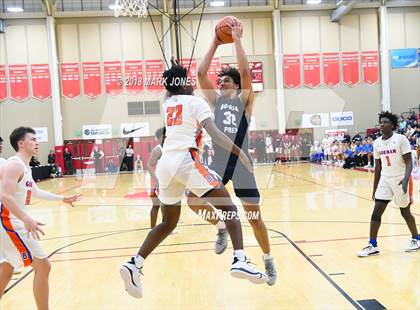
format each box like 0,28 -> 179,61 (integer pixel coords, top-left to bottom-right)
233,250 -> 245,261
215,220 -> 226,230
263,253 -> 273,260
134,255 -> 145,268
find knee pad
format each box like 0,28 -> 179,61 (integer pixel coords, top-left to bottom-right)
371,212 -> 382,223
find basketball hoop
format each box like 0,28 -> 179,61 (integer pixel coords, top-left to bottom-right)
112,0 -> 148,18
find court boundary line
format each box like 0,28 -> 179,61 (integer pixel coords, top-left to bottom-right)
6,225 -> 365,310
268,228 -> 363,310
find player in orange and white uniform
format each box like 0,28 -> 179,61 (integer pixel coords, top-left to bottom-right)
119,61 -> 267,299
0,127 -> 81,307
358,112 -> 419,257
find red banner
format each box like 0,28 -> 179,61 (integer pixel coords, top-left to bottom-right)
221,61 -> 264,92
322,52 -> 340,87
9,64 -> 29,101
124,60 -> 144,95
82,62 -> 102,98
283,54 -> 301,88
181,58 -> 197,88
303,53 -> 321,88
60,63 -> 80,99
342,52 -> 359,86
145,60 -> 164,93
209,58 -> 221,89
31,64 -> 51,101
0,65 -> 6,101
362,51 -> 379,85
103,61 -> 123,96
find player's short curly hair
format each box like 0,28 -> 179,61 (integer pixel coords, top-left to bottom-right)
163,64 -> 188,95
217,67 -> 241,89
378,111 -> 399,130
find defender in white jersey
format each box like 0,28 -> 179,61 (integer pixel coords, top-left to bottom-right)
120,61 -> 267,299
358,112 -> 420,257
0,127 -> 81,308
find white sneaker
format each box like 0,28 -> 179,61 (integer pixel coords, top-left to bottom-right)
230,257 -> 268,284
405,238 -> 420,252
357,244 -> 380,257
120,256 -> 143,298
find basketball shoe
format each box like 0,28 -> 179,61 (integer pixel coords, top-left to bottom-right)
215,228 -> 228,254
230,257 -> 268,284
357,243 -> 380,257
405,238 -> 420,252
120,256 -> 143,298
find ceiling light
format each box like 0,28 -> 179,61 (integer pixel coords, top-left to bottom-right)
7,7 -> 24,12
306,0 -> 322,4
109,4 -> 122,10
210,1 -> 225,7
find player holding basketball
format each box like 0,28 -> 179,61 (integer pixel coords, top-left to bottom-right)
0,127 -> 81,308
119,62 -> 267,299
358,112 -> 420,257
188,18 -> 277,285
146,127 -> 165,228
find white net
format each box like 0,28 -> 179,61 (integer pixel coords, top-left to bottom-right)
113,0 -> 148,18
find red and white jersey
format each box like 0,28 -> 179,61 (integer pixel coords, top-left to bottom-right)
0,156 -> 34,222
162,95 -> 213,152
374,133 -> 411,177
0,158 -> 6,167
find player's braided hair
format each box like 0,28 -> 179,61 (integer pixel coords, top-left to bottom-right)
378,111 -> 399,130
217,67 -> 241,89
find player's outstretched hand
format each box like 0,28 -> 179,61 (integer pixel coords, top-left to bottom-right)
24,217 -> 45,240
239,151 -> 253,174
170,56 -> 180,67
228,18 -> 243,42
398,177 -> 409,194
63,194 -> 82,208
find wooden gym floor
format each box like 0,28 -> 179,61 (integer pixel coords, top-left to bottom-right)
1,163 -> 419,309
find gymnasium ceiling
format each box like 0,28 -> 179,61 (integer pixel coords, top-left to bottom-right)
0,0 -> 417,14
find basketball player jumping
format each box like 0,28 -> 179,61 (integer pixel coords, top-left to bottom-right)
120,62 -> 267,299
358,112 -> 420,257
0,127 -> 81,309
187,18 -> 277,285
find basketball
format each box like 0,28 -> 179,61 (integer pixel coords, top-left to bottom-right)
215,16 -> 238,44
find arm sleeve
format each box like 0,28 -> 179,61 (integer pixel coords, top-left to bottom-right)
32,183 -> 64,201
400,135 -> 412,155
192,98 -> 213,124
373,142 -> 380,159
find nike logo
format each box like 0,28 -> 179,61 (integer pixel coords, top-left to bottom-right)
122,126 -> 144,135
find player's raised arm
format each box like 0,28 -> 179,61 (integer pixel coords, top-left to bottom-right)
197,37 -> 222,107
229,19 -> 254,113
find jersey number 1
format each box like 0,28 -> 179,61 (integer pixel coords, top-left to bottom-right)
167,105 -> 183,126
25,190 -> 32,205
385,156 -> 391,167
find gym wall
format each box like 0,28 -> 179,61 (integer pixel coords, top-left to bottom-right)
388,7 -> 420,115
0,19 -> 55,161
281,9 -> 381,140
